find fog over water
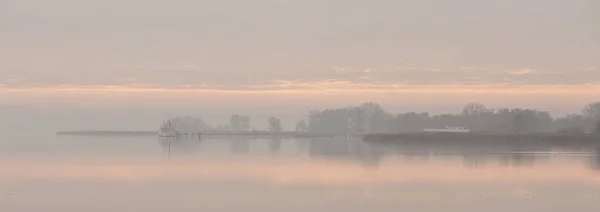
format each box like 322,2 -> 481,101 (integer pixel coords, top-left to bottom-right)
1,135 -> 600,212
2,0 -> 600,211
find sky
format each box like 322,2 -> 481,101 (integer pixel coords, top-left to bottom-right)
1,0 -> 599,132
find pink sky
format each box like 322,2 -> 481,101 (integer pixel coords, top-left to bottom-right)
1,0 -> 598,131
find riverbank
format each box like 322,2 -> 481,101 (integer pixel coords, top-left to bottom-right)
363,132 -> 600,143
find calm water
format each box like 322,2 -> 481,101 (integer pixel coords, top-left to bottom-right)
1,135 -> 600,212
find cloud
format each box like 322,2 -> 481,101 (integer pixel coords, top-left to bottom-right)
459,66 -> 480,71
332,66 -> 350,73
506,68 -> 536,75
381,63 -> 442,72
2,65 -> 597,92
5,76 -> 29,83
583,66 -> 600,71
458,66 -> 500,72
3,80 -> 599,95
115,77 -> 137,83
332,66 -> 374,74
392,65 -> 440,72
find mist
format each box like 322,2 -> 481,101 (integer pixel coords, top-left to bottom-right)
2,0 -> 600,211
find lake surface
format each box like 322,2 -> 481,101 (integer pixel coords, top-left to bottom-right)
1,135 -> 600,212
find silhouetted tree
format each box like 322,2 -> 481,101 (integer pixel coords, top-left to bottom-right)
509,109 -> 553,133
462,103 -> 491,116
230,115 -> 251,132
214,124 -> 232,132
304,102 -> 394,134
268,117 -> 282,132
460,103 -> 497,131
358,102 -> 390,133
512,112 -> 525,133
295,120 -> 308,132
554,114 -> 586,133
583,102 -> 600,119
307,110 -> 321,133
302,102 -> 574,134
170,116 -> 211,133
183,101 -> 600,135
582,102 -> 600,133
391,112 -> 430,133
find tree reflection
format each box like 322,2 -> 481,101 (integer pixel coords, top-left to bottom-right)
158,136 -> 202,157
269,137 -> 282,154
230,137 -> 250,154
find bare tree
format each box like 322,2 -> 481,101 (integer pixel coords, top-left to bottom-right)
170,116 -> 211,133
307,110 -> 321,133
268,117 -> 282,132
214,124 -> 232,132
583,102 -> 600,119
230,115 -> 251,132
240,116 -> 251,131
554,114 -> 586,133
295,120 -> 307,132
358,102 -> 388,133
462,103 -> 490,116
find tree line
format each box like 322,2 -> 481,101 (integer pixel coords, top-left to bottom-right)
168,101 -> 600,135
302,102 -> 600,135
168,114 -> 283,133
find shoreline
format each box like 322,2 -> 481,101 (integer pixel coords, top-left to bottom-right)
363,132 -> 600,143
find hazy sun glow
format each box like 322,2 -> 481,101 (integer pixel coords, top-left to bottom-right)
1,156 -> 599,185
2,80 -> 600,94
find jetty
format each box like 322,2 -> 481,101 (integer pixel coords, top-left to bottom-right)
56,130 -> 340,138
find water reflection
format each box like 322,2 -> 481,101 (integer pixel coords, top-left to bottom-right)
156,135 -> 600,172
158,136 -> 202,156
591,145 -> 600,171
4,135 -> 600,212
269,137 -> 282,154
229,137 -> 250,154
